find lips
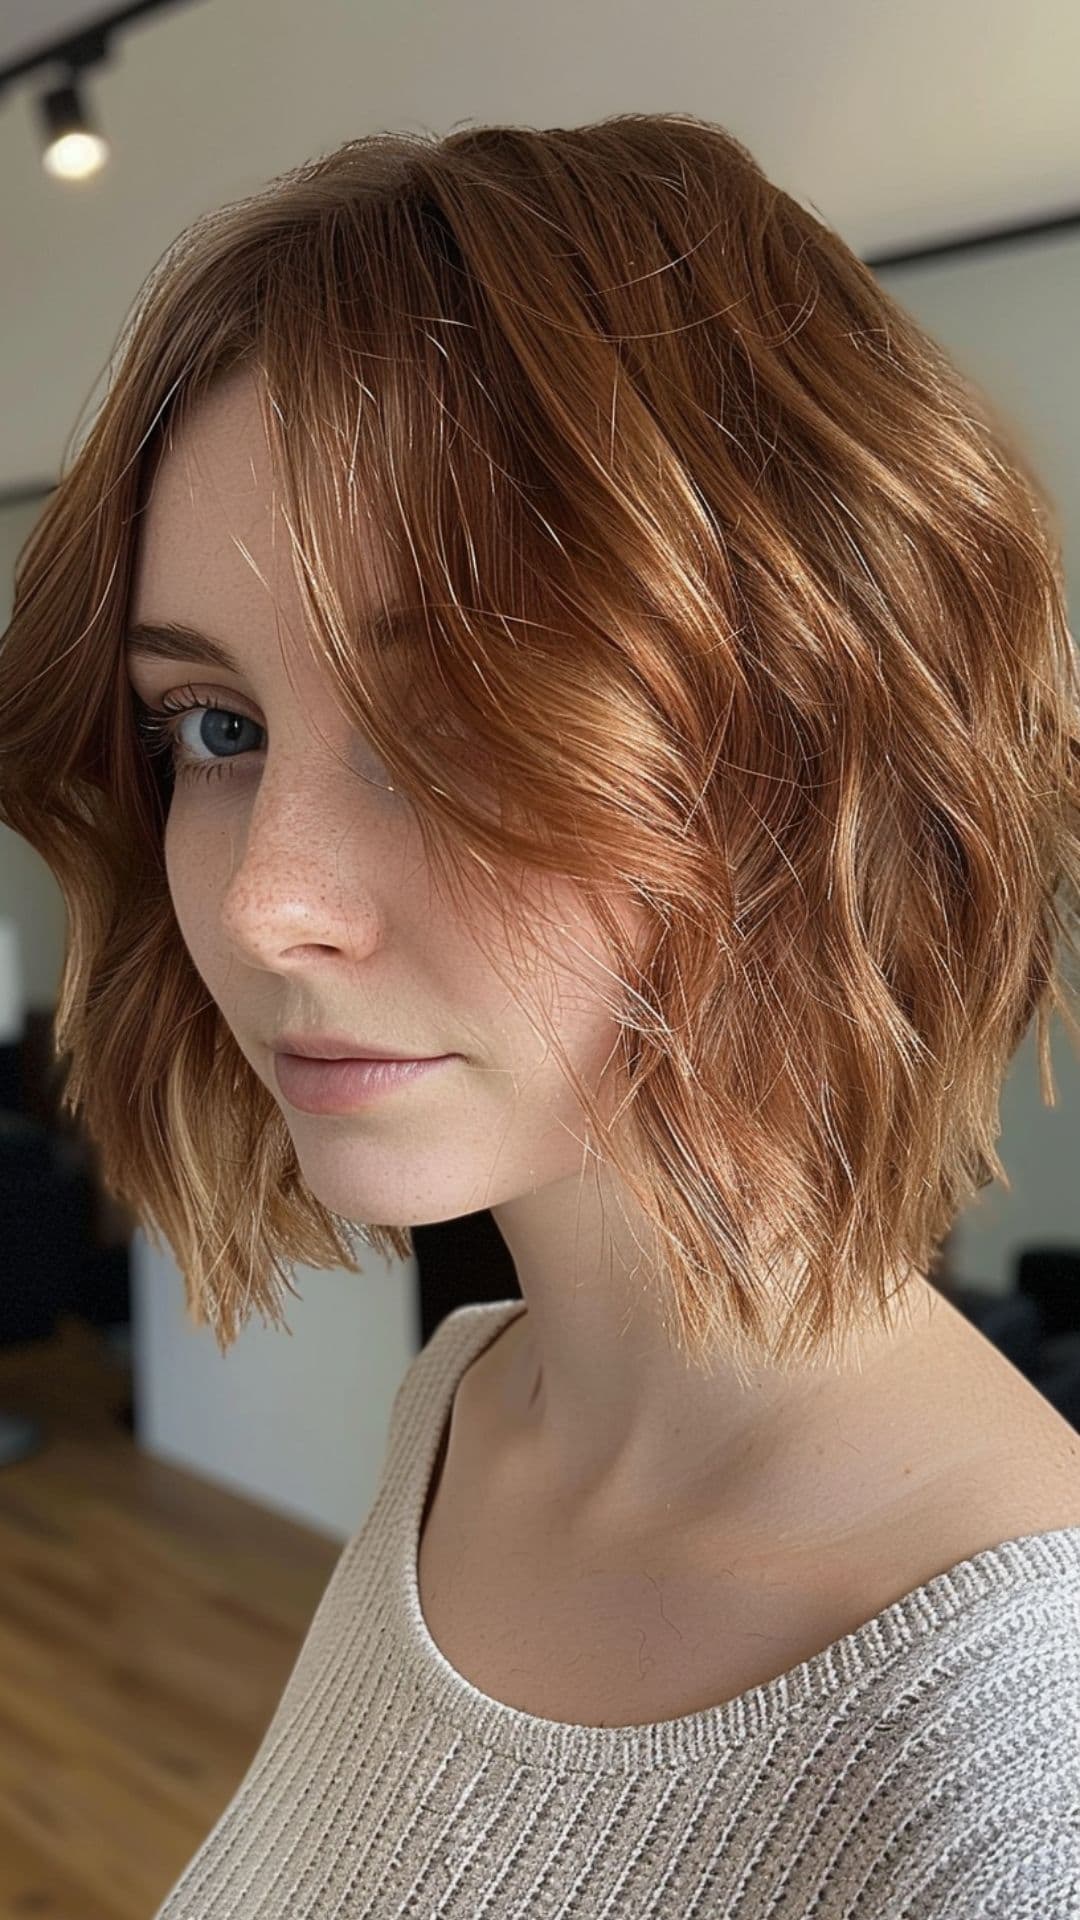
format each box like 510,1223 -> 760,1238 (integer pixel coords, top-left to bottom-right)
274,1034 -> 439,1061
273,1051 -> 456,1112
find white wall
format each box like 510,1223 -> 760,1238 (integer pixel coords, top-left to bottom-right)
132,1229 -> 419,1541
878,234 -> 1080,1294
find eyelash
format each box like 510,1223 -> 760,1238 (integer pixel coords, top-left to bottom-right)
132,687 -> 263,787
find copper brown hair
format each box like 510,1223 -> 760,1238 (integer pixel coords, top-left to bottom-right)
1,110 -> 1077,1372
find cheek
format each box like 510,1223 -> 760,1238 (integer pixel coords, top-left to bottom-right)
163,813 -> 226,973
163,810 -> 196,917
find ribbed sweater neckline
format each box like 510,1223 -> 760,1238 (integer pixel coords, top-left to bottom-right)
389,1298 -> 1080,1774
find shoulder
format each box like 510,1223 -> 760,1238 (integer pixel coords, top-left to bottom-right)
885,1798 -> 1080,1917
389,1301 -> 519,1426
849,1548 -> 1080,1913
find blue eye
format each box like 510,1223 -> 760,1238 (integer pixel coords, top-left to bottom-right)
132,688 -> 263,787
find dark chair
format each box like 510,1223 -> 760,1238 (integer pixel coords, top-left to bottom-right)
0,1107 -> 98,1463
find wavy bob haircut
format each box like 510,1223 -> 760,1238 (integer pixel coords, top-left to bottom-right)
1,110 -> 1078,1374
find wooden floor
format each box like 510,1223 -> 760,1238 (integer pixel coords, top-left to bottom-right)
0,1314 -> 343,1919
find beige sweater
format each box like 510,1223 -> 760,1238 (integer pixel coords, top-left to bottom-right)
154,1299 -> 1080,1918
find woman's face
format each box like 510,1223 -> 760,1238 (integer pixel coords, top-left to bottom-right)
126,368 -> 640,1230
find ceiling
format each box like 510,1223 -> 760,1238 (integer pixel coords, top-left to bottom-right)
1,0 -> 1078,497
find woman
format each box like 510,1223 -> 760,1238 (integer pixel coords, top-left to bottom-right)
2,112 -> 1078,1917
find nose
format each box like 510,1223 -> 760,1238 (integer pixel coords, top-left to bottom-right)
215,758 -> 402,969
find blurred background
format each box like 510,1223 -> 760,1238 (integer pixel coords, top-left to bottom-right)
0,2 -> 1078,1912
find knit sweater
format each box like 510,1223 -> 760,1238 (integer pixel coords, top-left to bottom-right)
153,1298 -> 1080,1919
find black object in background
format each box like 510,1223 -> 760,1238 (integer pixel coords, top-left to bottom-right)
1016,1246 -> 1080,1341
413,1210 -> 520,1349
0,1038 -> 24,1115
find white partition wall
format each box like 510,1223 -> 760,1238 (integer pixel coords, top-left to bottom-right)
131,1228 -> 419,1542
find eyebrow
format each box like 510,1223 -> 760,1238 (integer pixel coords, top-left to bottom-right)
123,610 -> 418,671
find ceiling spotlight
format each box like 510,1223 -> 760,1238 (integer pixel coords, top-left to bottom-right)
38,78 -> 108,182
